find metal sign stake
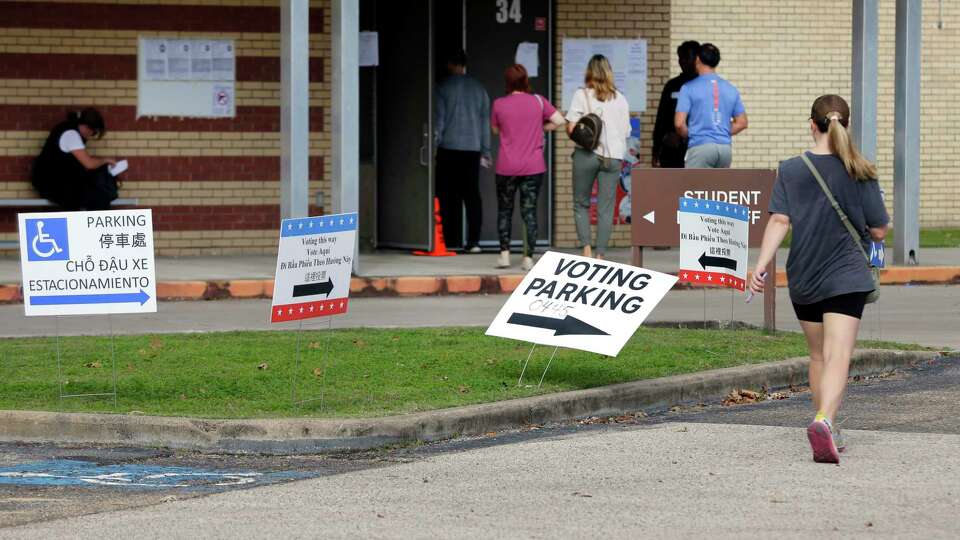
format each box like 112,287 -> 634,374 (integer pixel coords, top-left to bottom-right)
537,346 -> 560,389
56,315 -> 119,406
55,316 -> 62,409
292,317 -> 335,410
517,343 -> 537,387
291,319 -> 303,407
317,316 -> 334,412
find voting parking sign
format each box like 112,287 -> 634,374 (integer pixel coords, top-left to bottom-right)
486,251 -> 677,357
271,212 -> 356,323
678,197 -> 749,291
18,210 -> 157,316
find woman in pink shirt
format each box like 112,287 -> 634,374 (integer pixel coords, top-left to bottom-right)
491,64 -> 566,270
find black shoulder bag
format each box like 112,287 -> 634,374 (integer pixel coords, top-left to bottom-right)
568,89 -> 603,151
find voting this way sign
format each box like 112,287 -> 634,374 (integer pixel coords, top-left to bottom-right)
486,251 -> 677,357
18,209 -> 157,316
678,197 -> 749,291
271,212 -> 356,323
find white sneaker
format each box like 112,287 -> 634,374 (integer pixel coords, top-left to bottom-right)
465,245 -> 482,254
521,256 -> 534,271
496,250 -> 511,268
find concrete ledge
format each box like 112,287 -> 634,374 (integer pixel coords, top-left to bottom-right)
0,349 -> 947,454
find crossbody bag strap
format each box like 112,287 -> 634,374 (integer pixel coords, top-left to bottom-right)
799,153 -> 870,263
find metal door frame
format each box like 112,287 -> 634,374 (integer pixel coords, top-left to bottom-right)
464,0 -> 554,248
371,0 -> 435,251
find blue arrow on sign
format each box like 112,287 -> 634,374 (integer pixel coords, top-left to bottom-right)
30,289 -> 151,306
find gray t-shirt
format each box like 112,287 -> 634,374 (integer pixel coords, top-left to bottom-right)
769,152 -> 889,305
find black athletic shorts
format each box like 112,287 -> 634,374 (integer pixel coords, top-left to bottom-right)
792,291 -> 870,323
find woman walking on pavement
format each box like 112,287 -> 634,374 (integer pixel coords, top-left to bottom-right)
565,54 -> 631,260
749,95 -> 889,464
491,64 -> 566,270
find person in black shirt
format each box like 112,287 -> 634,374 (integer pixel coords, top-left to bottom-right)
32,108 -> 120,210
652,40 -> 699,168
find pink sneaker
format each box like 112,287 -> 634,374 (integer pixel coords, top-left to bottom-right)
807,419 -> 840,464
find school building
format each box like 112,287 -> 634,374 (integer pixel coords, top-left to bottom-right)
0,0 -> 954,256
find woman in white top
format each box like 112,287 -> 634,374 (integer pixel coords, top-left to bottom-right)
565,54 -> 631,259
32,108 -> 120,210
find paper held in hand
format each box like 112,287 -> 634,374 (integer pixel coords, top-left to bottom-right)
486,251 -> 677,357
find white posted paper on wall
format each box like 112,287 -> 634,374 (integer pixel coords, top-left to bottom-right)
211,40 -> 235,80
143,39 -> 168,80
515,42 -> 539,78
138,37 -> 236,118
190,40 -> 213,80
359,31 -> 379,67
167,40 -> 191,80
561,38 -> 647,112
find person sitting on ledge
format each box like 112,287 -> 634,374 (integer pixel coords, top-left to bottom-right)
32,108 -> 123,211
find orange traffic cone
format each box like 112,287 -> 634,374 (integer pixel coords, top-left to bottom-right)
413,197 -> 457,257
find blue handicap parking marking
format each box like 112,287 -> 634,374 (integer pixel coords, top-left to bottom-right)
25,217 -> 70,262
0,459 -> 307,491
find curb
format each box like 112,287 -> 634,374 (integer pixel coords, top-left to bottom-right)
0,349 -> 948,455
1,266 -> 957,303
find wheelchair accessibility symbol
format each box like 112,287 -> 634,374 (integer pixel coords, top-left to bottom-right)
25,218 -> 69,262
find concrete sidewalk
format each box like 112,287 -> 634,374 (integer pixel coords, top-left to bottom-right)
0,247 -> 957,302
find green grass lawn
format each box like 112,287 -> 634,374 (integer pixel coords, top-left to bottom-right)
0,327 -> 927,419
782,228 -> 960,249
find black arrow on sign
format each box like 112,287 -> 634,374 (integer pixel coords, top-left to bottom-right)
507,313 -> 609,337
293,278 -> 334,298
698,253 -> 737,271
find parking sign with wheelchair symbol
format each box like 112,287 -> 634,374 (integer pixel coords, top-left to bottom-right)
26,218 -> 69,262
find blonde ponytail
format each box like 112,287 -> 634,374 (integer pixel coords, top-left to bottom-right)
826,117 -> 877,181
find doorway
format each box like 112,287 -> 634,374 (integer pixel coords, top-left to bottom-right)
360,0 -> 554,252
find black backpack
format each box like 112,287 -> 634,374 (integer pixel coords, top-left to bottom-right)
568,89 -> 603,151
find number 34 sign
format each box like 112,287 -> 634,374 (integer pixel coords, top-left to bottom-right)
495,0 -> 522,23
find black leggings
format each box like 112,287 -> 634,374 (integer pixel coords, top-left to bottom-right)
34,165 -> 115,211
792,291 -> 870,323
495,174 -> 541,256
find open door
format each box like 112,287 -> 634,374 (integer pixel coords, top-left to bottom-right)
467,0 -> 553,248
375,0 -> 433,250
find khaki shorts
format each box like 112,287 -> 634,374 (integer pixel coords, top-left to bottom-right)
685,143 -> 732,168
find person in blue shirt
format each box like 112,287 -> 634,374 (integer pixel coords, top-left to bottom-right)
674,43 -> 748,168
434,49 -> 491,252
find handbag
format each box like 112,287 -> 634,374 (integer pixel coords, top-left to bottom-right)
799,153 -> 880,303
568,88 -> 603,151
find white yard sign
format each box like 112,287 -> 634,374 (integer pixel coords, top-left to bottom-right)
271,212 -> 357,323
486,251 -> 677,357
18,209 -> 157,316
678,197 -> 749,291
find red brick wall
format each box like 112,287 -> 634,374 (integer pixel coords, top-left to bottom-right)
0,0 -> 332,255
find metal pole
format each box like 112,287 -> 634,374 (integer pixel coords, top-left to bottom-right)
280,0 -> 310,219
332,0 -> 361,273
851,0 -> 878,163
893,0 -> 922,265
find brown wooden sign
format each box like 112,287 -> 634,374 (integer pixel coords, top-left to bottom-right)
630,169 -> 776,248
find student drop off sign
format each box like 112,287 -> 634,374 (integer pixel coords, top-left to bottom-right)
486,252 -> 677,356
18,209 -> 157,316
